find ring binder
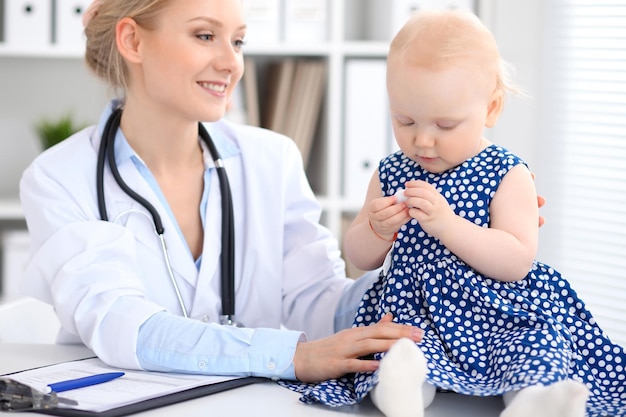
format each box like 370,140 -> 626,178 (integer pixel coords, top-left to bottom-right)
4,0 -> 52,51
55,0 -> 91,50
0,378 -> 76,411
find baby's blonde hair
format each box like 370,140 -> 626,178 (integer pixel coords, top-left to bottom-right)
84,0 -> 171,93
388,9 -> 522,97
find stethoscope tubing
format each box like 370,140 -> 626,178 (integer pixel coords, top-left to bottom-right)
208,149 -> 236,319
96,108 -> 236,323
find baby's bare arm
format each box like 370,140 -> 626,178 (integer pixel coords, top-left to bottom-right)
343,172 -> 410,271
412,165 -> 538,281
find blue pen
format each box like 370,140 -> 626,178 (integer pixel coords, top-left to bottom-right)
46,372 -> 125,393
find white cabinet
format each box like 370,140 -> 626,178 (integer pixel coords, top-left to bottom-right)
0,0 -> 482,275
0,229 -> 30,302
55,0 -> 91,50
3,0 -> 52,51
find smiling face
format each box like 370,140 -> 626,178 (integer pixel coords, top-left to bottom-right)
126,0 -> 246,123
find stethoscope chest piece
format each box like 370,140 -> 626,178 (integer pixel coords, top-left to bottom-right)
219,315 -> 244,327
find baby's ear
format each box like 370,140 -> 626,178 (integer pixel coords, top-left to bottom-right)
485,90 -> 504,128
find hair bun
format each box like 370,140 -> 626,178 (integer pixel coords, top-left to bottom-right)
82,0 -> 103,27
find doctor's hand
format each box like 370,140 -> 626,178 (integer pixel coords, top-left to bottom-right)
292,313 -> 423,383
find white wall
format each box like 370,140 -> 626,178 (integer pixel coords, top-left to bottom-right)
0,3 -> 549,230
478,0 -> 556,262
0,57 -> 109,197
479,0 -> 544,167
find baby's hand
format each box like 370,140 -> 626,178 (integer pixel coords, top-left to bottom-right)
392,182 -> 455,238
366,193 -> 411,241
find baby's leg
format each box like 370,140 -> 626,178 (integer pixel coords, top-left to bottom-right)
370,338 -> 433,417
500,379 -> 589,417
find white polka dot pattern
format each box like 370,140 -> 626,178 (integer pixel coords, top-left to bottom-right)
281,146 -> 625,416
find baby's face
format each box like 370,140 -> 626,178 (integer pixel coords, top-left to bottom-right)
386,60 -> 499,173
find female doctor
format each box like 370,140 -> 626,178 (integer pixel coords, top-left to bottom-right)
18,0 -> 424,382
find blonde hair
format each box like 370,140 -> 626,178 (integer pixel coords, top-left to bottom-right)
84,0 -> 171,93
388,9 -> 522,97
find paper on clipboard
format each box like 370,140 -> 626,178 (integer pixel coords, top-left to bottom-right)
4,357 -> 261,415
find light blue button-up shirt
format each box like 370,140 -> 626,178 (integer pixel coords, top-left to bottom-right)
113,127 -> 296,379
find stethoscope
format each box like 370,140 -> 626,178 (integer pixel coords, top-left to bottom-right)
96,108 -> 241,326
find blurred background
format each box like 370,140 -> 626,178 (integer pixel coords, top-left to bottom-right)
0,0 -> 624,345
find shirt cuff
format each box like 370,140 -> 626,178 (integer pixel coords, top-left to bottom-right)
248,328 -> 305,380
136,312 -> 305,380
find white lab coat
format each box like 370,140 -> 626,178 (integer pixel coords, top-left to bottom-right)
19,105 -> 351,369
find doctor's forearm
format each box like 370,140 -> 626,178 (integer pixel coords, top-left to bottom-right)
136,312 -> 302,379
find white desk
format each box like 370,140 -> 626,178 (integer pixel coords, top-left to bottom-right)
0,344 -> 504,416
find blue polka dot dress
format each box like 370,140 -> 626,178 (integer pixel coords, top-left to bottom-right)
281,145 -> 626,417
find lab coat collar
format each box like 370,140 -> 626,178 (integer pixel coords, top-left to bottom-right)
93,100 -> 243,304
201,122 -> 240,164
95,100 -> 240,166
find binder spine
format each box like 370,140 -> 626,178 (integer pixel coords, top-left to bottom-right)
51,0 -> 57,44
283,0 -> 328,43
55,0 -> 90,50
342,59 -> 391,204
0,0 -> 4,43
4,0 -> 53,50
241,0 -> 281,46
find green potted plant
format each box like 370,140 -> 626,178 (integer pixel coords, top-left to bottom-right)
35,114 -> 87,150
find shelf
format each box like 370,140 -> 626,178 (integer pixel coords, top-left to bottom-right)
0,199 -> 25,232
0,45 -> 86,59
0,199 -> 24,220
247,41 -> 390,58
0,41 -> 391,60
245,43 -> 332,57
341,41 -> 390,57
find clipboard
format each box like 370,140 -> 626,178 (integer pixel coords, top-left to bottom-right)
1,357 -> 265,416
35,377 -> 264,417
